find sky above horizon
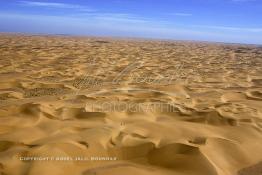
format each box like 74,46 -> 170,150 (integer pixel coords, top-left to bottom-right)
0,0 -> 262,44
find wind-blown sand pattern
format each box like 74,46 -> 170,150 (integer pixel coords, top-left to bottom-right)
0,34 -> 262,175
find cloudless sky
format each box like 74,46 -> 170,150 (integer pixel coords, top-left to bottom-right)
0,0 -> 262,44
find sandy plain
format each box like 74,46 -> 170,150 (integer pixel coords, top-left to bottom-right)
0,34 -> 262,175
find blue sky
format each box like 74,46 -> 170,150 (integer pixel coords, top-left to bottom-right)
0,0 -> 262,44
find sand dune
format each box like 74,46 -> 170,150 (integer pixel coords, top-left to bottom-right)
0,34 -> 262,175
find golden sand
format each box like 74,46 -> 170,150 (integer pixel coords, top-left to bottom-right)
0,34 -> 262,175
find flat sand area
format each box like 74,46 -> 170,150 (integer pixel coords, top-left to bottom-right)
0,34 -> 262,175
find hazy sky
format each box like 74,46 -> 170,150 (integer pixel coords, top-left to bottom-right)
0,0 -> 262,44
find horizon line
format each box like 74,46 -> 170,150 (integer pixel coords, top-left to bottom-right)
0,31 -> 261,46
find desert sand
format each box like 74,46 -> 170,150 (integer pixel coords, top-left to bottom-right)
0,34 -> 262,175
